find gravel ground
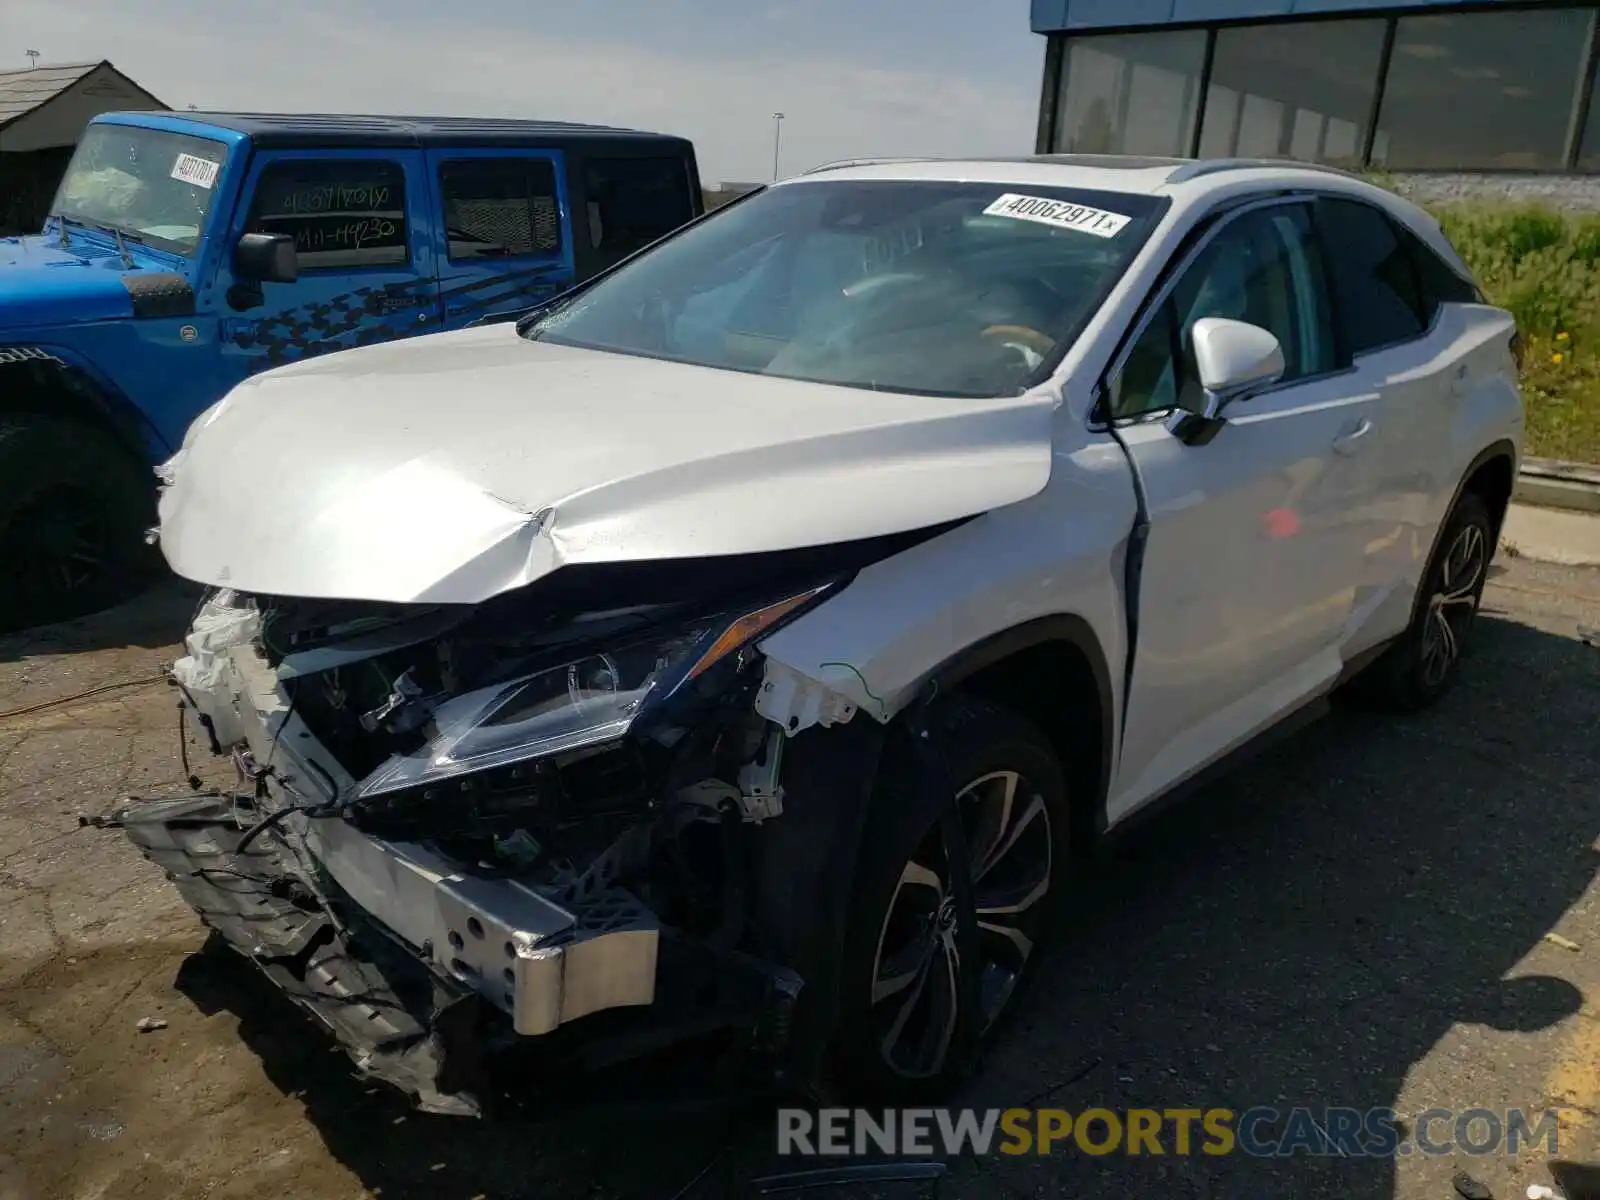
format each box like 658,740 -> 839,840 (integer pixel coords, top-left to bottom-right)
0,555 -> 1596,1200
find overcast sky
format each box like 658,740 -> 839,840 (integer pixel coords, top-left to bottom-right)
16,0 -> 1045,184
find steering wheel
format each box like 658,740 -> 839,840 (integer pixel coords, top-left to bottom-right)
981,323 -> 1057,358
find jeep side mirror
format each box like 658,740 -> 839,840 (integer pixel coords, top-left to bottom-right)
1166,317 -> 1285,447
234,232 -> 298,284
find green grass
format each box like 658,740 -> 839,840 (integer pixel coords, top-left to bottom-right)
1431,202 -> 1600,463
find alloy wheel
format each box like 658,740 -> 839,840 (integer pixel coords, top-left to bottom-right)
868,769 -> 1054,1079
1419,521 -> 1486,688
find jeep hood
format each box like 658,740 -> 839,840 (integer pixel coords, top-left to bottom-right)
157,323 -> 1055,604
0,233 -> 162,327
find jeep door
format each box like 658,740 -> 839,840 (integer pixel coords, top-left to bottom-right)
214,148 -> 443,376
1103,199 -> 1384,822
425,149 -> 576,328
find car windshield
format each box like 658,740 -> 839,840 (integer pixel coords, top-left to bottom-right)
52,124 -> 228,254
520,179 -> 1166,397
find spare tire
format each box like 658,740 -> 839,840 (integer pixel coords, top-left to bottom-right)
0,414 -> 159,634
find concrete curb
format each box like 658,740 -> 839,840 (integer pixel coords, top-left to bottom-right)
1514,457 -> 1600,515
1501,503 -> 1600,568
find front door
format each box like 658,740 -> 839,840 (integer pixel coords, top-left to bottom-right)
1105,200 -> 1383,820
215,148 -> 442,377
424,149 -> 576,328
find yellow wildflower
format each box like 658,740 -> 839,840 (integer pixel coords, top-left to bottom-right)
1557,331 -> 1570,341
1552,352 -> 1565,364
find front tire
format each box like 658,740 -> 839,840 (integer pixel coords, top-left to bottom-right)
0,415 -> 158,634
832,696 -> 1070,1101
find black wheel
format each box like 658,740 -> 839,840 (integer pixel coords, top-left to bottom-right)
833,696 -> 1070,1100
1355,491 -> 1493,711
0,415 -> 158,635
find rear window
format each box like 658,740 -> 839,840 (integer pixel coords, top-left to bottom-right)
440,158 -> 562,261
582,157 -> 695,257
1404,226 -> 1482,317
1317,198 -> 1431,357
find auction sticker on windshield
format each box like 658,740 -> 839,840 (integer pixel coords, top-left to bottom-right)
170,153 -> 220,190
983,193 -> 1130,238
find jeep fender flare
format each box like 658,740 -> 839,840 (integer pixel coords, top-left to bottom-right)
0,343 -> 169,465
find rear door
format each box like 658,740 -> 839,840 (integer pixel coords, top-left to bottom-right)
217,148 -> 442,376
1106,199 -> 1384,820
425,149 -> 575,328
1311,197 -> 1492,657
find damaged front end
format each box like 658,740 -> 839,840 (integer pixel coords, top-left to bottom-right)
115,551 -> 889,1116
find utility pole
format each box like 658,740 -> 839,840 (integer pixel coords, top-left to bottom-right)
772,112 -> 785,181
25,50 -> 40,69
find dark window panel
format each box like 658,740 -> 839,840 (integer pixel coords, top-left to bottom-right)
1574,31 -> 1600,171
1053,31 -> 1208,157
1197,19 -> 1386,167
440,158 -> 561,262
1374,9 -> 1593,171
582,157 -> 695,259
1403,228 -> 1482,319
246,159 -> 408,270
1316,198 -> 1426,358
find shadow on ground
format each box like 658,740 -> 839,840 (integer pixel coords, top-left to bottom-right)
167,612 -> 1600,1199
0,578 -> 200,665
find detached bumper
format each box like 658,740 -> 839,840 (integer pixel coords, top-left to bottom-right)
118,795 -> 659,1115
121,795 -> 485,1114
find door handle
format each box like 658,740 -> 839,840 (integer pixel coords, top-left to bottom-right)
1332,417 -> 1374,456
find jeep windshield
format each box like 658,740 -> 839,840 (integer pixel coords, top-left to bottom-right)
520,179 -> 1165,398
52,125 -> 228,255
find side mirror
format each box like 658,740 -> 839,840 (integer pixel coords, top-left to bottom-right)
1191,316 -> 1284,407
1167,317 -> 1285,447
233,232 -> 298,284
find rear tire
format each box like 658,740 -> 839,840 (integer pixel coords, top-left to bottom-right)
831,696 -> 1071,1101
1352,491 -> 1493,711
0,415 -> 158,634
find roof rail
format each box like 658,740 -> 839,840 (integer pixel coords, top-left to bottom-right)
1164,157 -> 1367,184
799,157 -> 933,176
1028,152 -> 1191,170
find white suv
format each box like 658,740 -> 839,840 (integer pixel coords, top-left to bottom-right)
126,156 -> 1522,1114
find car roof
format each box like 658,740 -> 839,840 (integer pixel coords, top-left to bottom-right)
104,111 -> 692,153
785,153 -> 1468,292
790,154 -> 1374,201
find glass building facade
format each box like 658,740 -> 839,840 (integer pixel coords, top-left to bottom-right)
1035,2 -> 1600,173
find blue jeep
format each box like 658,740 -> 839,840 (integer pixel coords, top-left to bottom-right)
0,111 -> 702,632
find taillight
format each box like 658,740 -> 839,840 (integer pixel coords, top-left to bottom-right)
1510,330 -> 1526,371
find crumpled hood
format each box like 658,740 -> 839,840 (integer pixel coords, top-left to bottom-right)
0,234 -> 146,326
157,323 -> 1056,603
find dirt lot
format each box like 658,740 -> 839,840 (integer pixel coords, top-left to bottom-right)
0,554 -> 1597,1200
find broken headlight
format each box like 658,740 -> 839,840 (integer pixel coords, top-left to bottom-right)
356,586 -> 826,799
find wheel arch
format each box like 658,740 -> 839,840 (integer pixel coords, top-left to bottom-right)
1395,438 -> 1516,633
1458,439 -> 1517,543
1403,438 -> 1517,630
0,348 -> 165,468
749,613 -> 1116,1079
927,614 -> 1115,850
